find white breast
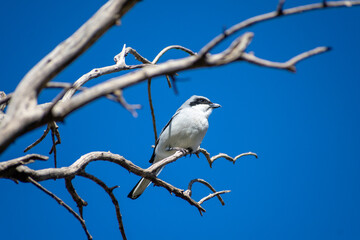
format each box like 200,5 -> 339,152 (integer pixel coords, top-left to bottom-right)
154,108 -> 209,161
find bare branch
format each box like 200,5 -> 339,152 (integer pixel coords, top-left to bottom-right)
2,152 -> 139,182
198,1 -> 360,56
2,2 -> 358,153
27,176 -> 92,240
110,90 -> 142,117
113,44 -> 128,66
62,64 -> 145,101
45,82 -> 79,89
0,151 -> 207,212
24,121 -> 61,168
6,0 -> 140,116
147,149 -> 190,173
277,0 -> 286,15
198,148 -> 258,168
151,175 -> 206,213
241,47 -> 331,72
147,45 -> 196,142
198,190 -> 231,205
187,178 -> 227,205
148,79 -> 158,142
65,176 -> 88,218
165,75 -> 172,88
205,32 -> 254,65
0,154 -> 48,173
24,126 -> 51,152
1,146 -> 258,218
79,172 -> 127,240
0,91 -> 8,111
0,83 -> 83,108
51,35 -> 330,121
126,47 -> 152,64
0,0 -> 141,153
152,45 -> 196,64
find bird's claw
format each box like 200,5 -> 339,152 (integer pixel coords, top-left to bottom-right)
166,147 -> 190,155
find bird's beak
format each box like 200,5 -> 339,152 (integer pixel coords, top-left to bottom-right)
210,102 -> 221,108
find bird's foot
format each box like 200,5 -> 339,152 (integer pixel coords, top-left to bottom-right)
166,147 -> 191,155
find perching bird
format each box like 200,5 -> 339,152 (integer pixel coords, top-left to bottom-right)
128,95 -> 221,199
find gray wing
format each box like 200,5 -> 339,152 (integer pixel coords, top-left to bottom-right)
149,111 -> 180,163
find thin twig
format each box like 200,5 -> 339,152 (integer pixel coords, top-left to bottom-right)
48,122 -> 61,168
147,78 -> 158,142
152,45 -> 196,64
198,190 -> 231,205
62,64 -> 145,101
45,82 -> 80,89
277,0 -> 286,15
27,176 -> 92,240
111,89 -> 141,117
168,74 -> 179,94
0,154 -> 48,173
165,75 -> 172,88
24,125 -> 51,152
78,172 -> 127,240
198,148 -> 258,168
187,178 -> 227,205
25,121 -> 61,167
240,46 -> 331,72
65,176 -> 88,218
147,45 -> 196,141
126,47 -> 152,64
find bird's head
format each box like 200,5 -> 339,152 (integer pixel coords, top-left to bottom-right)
182,95 -> 221,117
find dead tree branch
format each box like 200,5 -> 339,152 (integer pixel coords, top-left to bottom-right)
240,46 -> 331,72
198,0 -> 360,56
0,91 -> 8,111
0,154 -> 48,174
0,148 -> 256,215
27,176 -> 93,240
1,1 -> 360,239
0,0 -> 140,153
2,1 -> 359,153
187,178 -> 228,205
24,126 -> 50,152
78,172 -> 127,240
147,78 -> 158,141
49,32 -> 329,121
184,178 -> 232,215
65,176 -> 88,218
24,121 -> 61,168
198,148 -> 258,168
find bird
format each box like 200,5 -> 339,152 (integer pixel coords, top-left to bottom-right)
128,95 -> 221,199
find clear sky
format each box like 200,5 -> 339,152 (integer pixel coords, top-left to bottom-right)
1,0 -> 360,240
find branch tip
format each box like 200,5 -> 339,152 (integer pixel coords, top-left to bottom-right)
277,0 -> 286,15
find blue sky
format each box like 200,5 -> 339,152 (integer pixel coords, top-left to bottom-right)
1,0 -> 360,239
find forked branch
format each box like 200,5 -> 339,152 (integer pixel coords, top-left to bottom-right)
78,172 -> 127,240
198,148 -> 258,168
185,178 -> 231,215
240,47 -> 331,72
27,176 -> 92,240
1,148 -> 257,216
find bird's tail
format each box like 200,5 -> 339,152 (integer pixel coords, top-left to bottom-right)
127,167 -> 163,199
